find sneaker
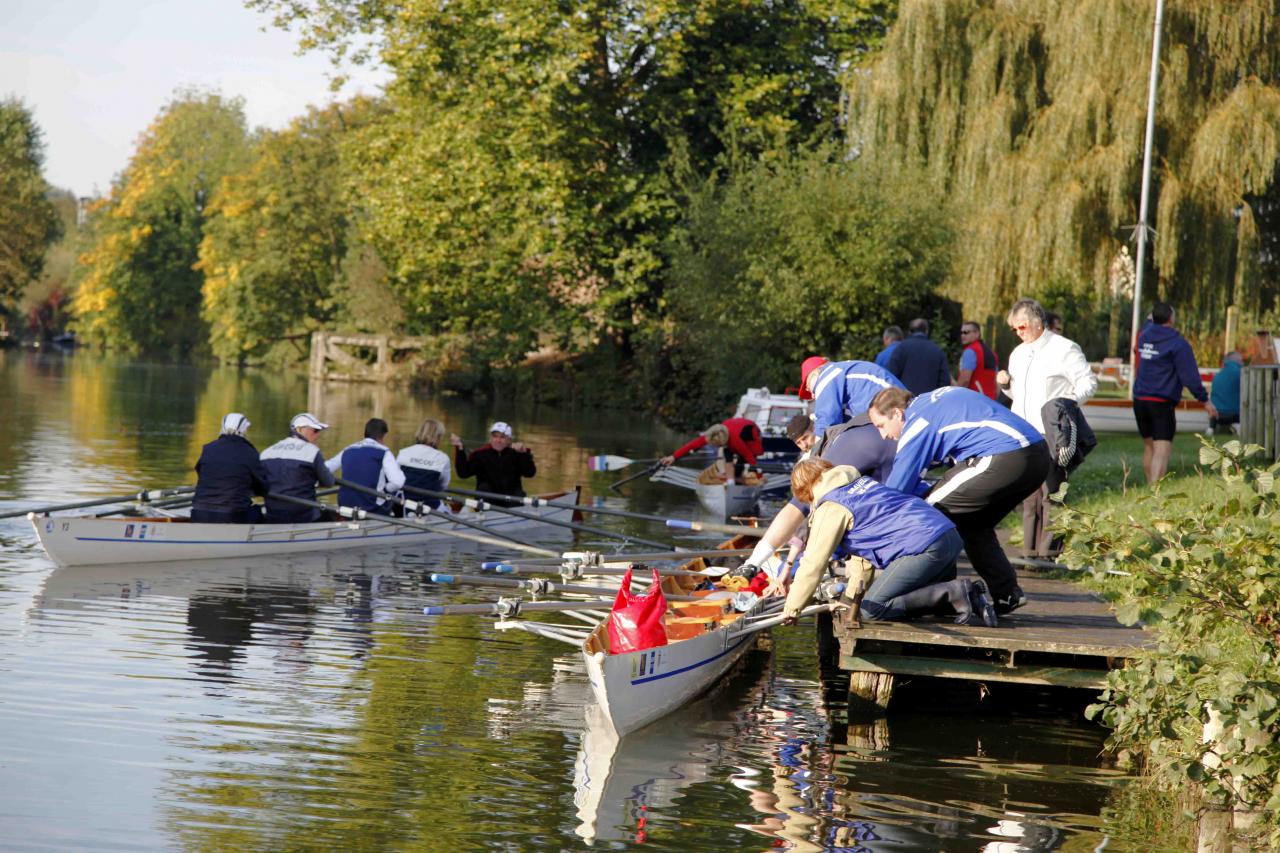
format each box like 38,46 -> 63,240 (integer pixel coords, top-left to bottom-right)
968,580 -> 999,627
994,585 -> 1028,615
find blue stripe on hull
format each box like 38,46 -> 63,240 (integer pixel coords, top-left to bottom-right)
629,635 -> 750,685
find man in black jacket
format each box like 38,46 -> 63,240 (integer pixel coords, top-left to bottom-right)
451,421 -> 536,504
191,413 -> 271,523
886,318 -> 952,395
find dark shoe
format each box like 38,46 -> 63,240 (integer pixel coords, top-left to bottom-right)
967,580 -> 998,627
994,585 -> 1028,615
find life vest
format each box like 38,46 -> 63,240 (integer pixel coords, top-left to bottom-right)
964,339 -> 999,399
814,476 -> 955,569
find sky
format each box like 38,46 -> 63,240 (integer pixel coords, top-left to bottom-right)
1,0 -> 389,197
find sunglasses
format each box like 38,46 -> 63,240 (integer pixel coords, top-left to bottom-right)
1010,324 -> 1029,332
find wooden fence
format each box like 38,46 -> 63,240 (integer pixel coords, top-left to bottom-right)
1240,365 -> 1280,461
308,332 -> 427,384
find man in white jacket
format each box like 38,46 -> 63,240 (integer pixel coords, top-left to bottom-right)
996,298 -> 1097,558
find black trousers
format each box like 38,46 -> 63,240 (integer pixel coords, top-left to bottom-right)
924,443 -> 1051,601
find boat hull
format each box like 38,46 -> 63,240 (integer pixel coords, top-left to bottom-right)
581,598 -> 763,736
1082,398 -> 1210,433
30,500 -> 577,567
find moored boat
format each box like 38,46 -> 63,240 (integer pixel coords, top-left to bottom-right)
650,465 -> 790,518
1082,398 -> 1211,433
29,489 -> 581,567
734,387 -> 806,454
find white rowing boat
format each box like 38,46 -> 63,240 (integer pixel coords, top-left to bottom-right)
499,538 -> 829,736
29,489 -> 581,567
1082,398 -> 1212,433
650,465 -> 790,518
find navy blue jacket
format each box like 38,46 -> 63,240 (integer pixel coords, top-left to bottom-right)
193,435 -> 270,516
815,476 -> 955,569
1134,323 -> 1208,403
261,433 -> 335,522
885,332 -> 952,396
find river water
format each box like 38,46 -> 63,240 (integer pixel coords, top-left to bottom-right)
0,351 -> 1153,851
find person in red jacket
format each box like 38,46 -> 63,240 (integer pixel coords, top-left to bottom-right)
954,321 -> 998,399
660,417 -> 763,481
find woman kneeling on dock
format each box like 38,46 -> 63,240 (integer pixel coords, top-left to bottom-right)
782,457 -> 997,627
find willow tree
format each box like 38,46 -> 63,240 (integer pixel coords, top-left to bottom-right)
852,0 -> 1280,339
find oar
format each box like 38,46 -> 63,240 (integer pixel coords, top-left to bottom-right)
401,484 -> 675,551
268,492 -> 556,557
426,572 -> 702,601
481,547 -> 754,569
479,561 -> 723,579
440,484 -> 765,538
3,486 -> 195,520
589,451 -> 799,472
609,461 -> 663,493
425,598 -> 620,617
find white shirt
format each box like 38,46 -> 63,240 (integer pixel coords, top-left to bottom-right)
1005,330 -> 1097,434
396,444 -> 452,491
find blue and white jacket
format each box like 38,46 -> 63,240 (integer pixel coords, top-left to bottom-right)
814,474 -> 955,569
811,360 -> 905,437
260,433 -> 336,522
327,438 -> 407,511
885,386 -> 1044,497
396,444 -> 452,509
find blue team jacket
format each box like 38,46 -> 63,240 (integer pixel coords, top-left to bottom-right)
811,360 -> 905,436
814,475 -> 955,569
885,387 -> 1044,497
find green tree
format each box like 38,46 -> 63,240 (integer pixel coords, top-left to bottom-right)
251,0 -> 899,368
851,0 -> 1280,336
72,91 -> 251,356
0,98 -> 62,315
653,146 -> 952,424
198,99 -> 381,363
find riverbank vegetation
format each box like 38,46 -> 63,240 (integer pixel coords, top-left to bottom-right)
6,1 -> 1280,422
1058,438 -> 1280,847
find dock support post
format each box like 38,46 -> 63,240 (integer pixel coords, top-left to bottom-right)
847,669 -> 895,718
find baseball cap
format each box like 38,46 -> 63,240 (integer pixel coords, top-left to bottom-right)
221,413 -> 250,436
291,412 -> 329,431
798,356 -> 829,400
490,421 -> 513,437
786,413 -> 814,441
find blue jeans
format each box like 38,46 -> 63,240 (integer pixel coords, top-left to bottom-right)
860,527 -> 964,621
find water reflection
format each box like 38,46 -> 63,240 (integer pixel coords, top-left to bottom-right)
0,353 -> 1148,851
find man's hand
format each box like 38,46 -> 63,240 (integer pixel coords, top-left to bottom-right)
762,576 -> 788,598
996,369 -> 1011,387
1205,401 -> 1218,420
450,433 -> 464,450
512,441 -> 527,453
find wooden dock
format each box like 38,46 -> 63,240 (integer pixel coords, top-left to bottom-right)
833,570 -> 1152,714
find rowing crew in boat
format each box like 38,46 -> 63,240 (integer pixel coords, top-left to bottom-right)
191,411 -> 531,524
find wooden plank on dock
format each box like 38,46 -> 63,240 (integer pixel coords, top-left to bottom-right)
835,572 -> 1151,705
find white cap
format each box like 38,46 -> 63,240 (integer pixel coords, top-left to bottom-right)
290,412 -> 329,431
489,421 -> 513,438
221,413 -> 250,436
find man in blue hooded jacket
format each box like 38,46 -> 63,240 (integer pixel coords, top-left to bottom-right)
1133,303 -> 1217,482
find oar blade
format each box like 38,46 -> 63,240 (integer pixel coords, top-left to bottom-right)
588,454 -> 633,472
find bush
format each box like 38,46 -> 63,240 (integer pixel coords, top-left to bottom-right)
1058,438 -> 1280,844
649,147 -> 953,426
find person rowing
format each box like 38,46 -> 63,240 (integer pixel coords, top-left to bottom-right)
740,412 -> 898,594
660,417 -> 762,482
191,412 -> 270,524
451,421 -> 536,506
260,412 -> 336,524
397,418 -> 452,515
327,417 -> 406,516
797,356 -> 904,438
781,457 -> 997,627
868,386 -> 1049,615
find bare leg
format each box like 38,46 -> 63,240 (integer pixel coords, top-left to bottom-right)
1150,439 -> 1174,482
1142,437 -> 1155,483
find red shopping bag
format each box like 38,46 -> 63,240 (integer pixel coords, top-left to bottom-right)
607,566 -> 669,654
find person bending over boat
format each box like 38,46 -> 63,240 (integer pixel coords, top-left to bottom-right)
781,457 -> 996,626
869,386 -> 1049,616
191,413 -> 271,524
797,356 -> 904,438
742,413 -> 897,595
327,418 -> 406,516
398,418 -> 451,513
451,421 -> 535,505
660,417 -> 762,482
260,412 -> 336,524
